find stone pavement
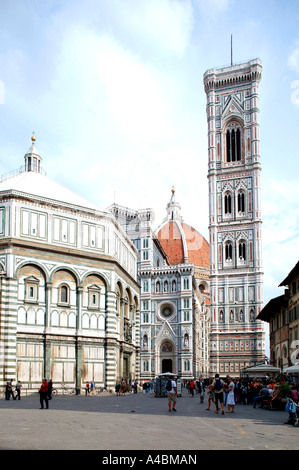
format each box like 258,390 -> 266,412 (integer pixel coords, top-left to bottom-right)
0,389 -> 298,451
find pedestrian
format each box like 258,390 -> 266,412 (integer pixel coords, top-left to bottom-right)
198,379 -> 205,403
115,381 -> 121,396
240,380 -> 248,405
85,382 -> 90,395
226,377 -> 235,413
16,381 -> 22,400
47,379 -> 53,400
5,382 -> 11,400
39,378 -> 49,409
143,381 -> 148,394
166,377 -> 177,412
189,379 -> 195,397
149,380 -> 154,395
9,379 -> 16,400
206,378 -> 217,411
121,379 -> 126,395
233,378 -> 239,404
223,376 -> 229,406
90,381 -> 95,395
212,374 -> 225,414
285,384 -> 299,424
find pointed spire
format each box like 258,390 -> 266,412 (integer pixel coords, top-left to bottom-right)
165,186 -> 182,222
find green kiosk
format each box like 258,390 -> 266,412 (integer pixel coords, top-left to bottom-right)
154,373 -> 182,397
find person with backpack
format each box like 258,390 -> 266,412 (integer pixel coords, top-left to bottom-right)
166,377 -> 177,412
212,374 -> 225,414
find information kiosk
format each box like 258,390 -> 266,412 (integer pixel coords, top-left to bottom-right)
154,373 -> 181,397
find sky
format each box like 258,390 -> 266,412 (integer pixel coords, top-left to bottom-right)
0,0 -> 298,312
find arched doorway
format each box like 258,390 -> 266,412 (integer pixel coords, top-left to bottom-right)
160,340 -> 176,375
162,359 -> 172,373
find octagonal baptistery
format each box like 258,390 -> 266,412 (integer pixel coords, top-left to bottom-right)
0,136 -> 140,395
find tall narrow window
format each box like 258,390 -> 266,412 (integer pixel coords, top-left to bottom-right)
59,285 -> 69,304
236,129 -> 241,160
224,194 -> 232,214
226,131 -> 231,162
226,124 -> 242,162
238,192 -> 245,212
225,243 -> 232,261
239,242 -> 246,260
231,129 -> 236,161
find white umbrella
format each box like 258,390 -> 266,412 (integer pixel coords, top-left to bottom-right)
246,364 -> 280,374
158,372 -> 176,376
285,364 -> 299,374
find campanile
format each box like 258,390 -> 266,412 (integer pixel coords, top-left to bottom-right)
203,59 -> 265,375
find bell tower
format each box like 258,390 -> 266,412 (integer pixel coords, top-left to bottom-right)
203,59 -> 265,375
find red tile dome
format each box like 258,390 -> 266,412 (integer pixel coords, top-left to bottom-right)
156,220 -> 210,268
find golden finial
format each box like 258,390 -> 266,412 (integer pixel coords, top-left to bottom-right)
31,131 -> 36,142
171,186 -> 175,194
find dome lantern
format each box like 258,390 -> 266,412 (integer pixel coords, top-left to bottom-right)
165,186 -> 182,222
24,133 -> 42,174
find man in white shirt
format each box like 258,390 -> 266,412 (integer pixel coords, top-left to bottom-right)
167,379 -> 177,412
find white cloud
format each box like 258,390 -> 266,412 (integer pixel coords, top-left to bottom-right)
196,0 -> 233,13
104,0 -> 194,57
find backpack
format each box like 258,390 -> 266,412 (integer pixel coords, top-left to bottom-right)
214,379 -> 222,390
166,380 -> 172,391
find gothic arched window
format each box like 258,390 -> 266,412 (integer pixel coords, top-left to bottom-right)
237,192 -> 245,212
224,194 -> 232,214
225,243 -> 233,261
239,241 -> 246,261
226,124 -> 242,162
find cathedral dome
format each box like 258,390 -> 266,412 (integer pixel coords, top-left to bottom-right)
156,189 -> 210,268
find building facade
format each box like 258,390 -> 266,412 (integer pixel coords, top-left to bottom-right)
109,189 -> 210,380
203,59 -> 265,376
0,137 -> 140,394
258,261 -> 299,371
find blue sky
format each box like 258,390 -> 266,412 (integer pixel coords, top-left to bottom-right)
0,0 -> 298,308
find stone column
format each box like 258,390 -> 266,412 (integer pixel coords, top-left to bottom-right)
105,290 -> 118,390
76,287 -> 83,389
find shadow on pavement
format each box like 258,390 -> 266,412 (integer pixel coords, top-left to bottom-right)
0,391 -> 287,426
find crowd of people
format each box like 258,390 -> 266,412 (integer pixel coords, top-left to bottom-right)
4,373 -> 298,424
184,374 -> 299,420
156,373 -> 297,420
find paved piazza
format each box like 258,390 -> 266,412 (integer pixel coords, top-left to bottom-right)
0,389 -> 298,451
